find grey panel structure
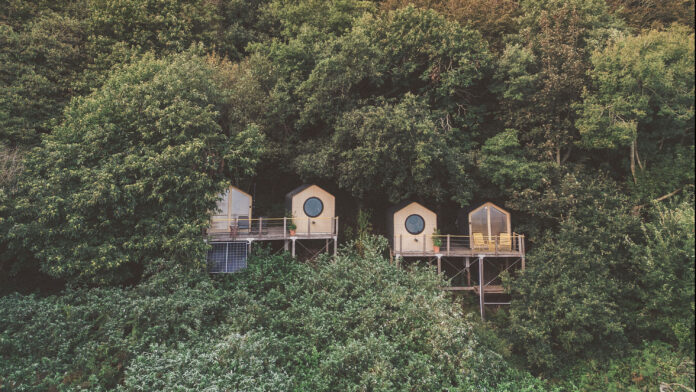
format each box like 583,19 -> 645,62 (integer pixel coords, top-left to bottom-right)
207,242 -> 248,273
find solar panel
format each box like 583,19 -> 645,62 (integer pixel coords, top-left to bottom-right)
207,242 -> 248,273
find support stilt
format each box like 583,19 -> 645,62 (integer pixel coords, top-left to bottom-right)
466,257 -> 471,287
479,255 -> 485,321
284,240 -> 288,251
333,236 -> 337,256
291,239 -> 296,258
437,255 -> 441,275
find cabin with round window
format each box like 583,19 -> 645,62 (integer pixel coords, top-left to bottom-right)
209,185 -> 253,233
386,201 -> 437,254
285,184 -> 336,235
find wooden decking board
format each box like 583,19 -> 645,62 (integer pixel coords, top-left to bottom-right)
396,250 -> 523,257
206,226 -> 335,242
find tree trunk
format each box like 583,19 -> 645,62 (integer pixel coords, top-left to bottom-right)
630,140 -> 637,184
635,140 -> 644,170
556,146 -> 561,166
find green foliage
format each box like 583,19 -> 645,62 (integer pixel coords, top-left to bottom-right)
306,95 -> 473,204
577,25 -> 695,189
558,341 -> 694,392
0,238 -> 547,391
632,200 -> 695,354
381,0 -> 521,52
505,174 -> 695,373
263,0 -> 375,38
497,0 -> 621,164
480,129 -> 550,191
3,51 -> 264,284
606,0 -> 695,31
0,13 -> 87,146
505,174 -> 640,372
1,0 -> 694,388
578,25 -> 694,150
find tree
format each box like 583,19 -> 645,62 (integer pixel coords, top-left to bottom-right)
0,12 -> 87,146
3,51 -> 264,284
478,129 -> 550,192
380,0 -> 520,52
505,173 -> 643,372
496,0 -> 621,165
577,25 -> 695,190
606,0 -> 695,31
297,95 -> 472,204
632,199 -> 695,354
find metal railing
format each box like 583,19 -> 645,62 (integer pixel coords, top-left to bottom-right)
207,216 -> 339,238
395,233 -> 524,255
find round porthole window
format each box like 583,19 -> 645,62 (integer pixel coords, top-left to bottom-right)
405,214 -> 425,235
303,197 -> 324,218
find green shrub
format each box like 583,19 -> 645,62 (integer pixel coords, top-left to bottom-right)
558,341 -> 695,392
0,237 -> 547,391
3,50 -> 264,284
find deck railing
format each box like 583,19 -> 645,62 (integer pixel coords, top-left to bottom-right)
395,233 -> 524,255
207,216 -> 339,238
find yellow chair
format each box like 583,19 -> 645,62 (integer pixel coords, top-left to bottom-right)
498,232 -> 512,251
472,233 -> 488,250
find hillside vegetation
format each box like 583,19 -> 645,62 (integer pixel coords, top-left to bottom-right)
1,0 -> 694,390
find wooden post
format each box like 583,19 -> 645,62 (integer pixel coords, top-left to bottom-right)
437,255 -> 441,275
292,239 -> 296,258
479,255 -> 485,321
283,217 -> 287,239
284,240 -> 288,251
325,238 -> 329,253
334,217 -> 339,256
521,235 -> 526,270
259,217 -> 263,235
447,234 -> 450,256
466,257 -> 471,287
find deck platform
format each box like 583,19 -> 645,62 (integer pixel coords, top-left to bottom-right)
205,217 -> 339,257
206,226 -> 336,242
392,233 -> 525,259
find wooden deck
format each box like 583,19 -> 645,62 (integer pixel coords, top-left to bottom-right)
205,217 -> 338,243
206,226 -> 336,242
393,234 -> 525,259
396,247 -> 523,258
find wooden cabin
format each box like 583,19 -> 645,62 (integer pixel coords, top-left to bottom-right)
285,184 -> 336,235
209,185 -> 253,233
387,201 -> 437,254
466,202 -> 512,251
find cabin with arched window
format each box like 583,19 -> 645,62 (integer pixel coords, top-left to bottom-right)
390,200 -> 525,321
285,184 -> 336,235
387,201 -> 437,254
467,202 -> 512,252
209,185 -> 253,233
205,184 -> 339,270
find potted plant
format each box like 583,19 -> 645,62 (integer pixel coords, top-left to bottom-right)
432,228 -> 442,253
287,214 -> 297,236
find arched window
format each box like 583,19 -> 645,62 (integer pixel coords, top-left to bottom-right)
468,203 -> 511,238
489,206 -> 507,237
405,214 -> 425,235
303,197 -> 324,217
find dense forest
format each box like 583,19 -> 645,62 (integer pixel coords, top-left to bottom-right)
1,0 -> 694,390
